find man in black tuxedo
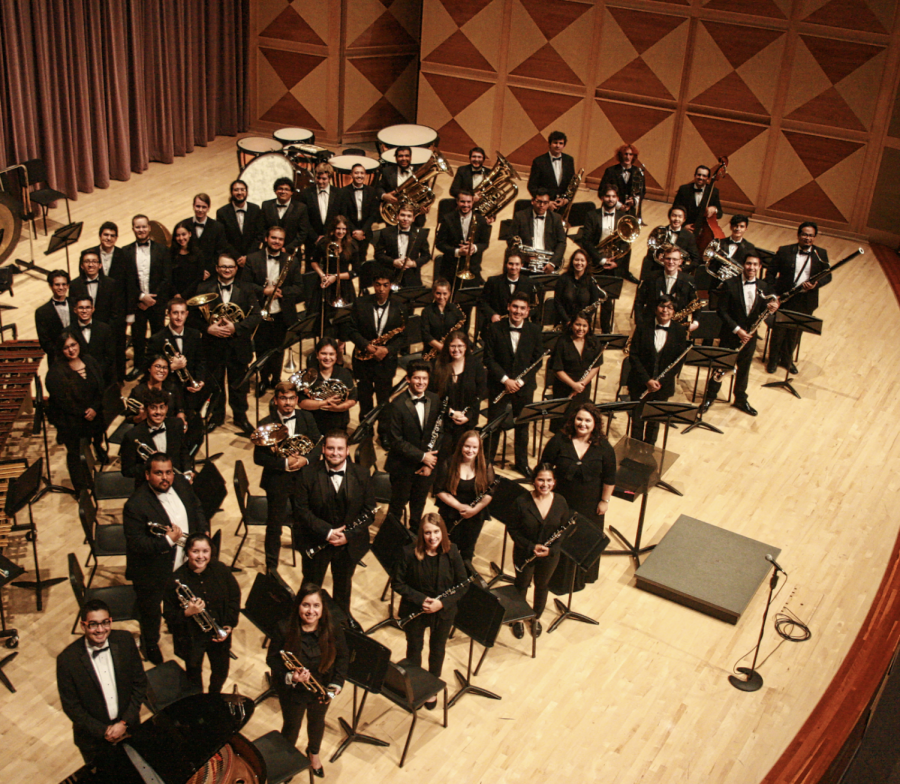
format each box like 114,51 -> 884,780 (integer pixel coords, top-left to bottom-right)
484,293 -> 545,477
216,179 -> 262,271
244,226 -> 304,394
255,382 -> 320,571
695,213 -> 756,293
673,165 -> 723,230
478,252 -> 535,328
121,389 -> 191,483
627,296 -> 689,444
339,162 -> 381,275
257,177 -> 310,254
300,163 -> 343,263
124,214 -> 172,380
35,269 -> 74,362
146,296 -> 206,410
507,189 -> 568,272
527,130 -> 575,207
70,250 -> 123,331
124,452 -> 209,664
374,205 -> 431,288
384,360 -> 444,531
174,193 -> 230,273
581,185 -> 632,329
86,222 -> 130,381
449,146 -> 488,199
378,145 -> 414,205
191,255 -> 261,434
598,144 -> 644,216
346,274 -> 408,418
635,246 -> 698,325
72,296 -> 116,386
702,255 -> 779,416
435,190 -> 491,284
56,599 -> 147,763
766,221 -> 831,374
294,429 -> 376,628
639,206 -> 701,280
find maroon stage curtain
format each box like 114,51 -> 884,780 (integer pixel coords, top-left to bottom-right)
0,0 -> 248,200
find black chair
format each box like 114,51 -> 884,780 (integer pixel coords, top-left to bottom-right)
253,731 -> 313,784
378,661 -> 448,767
78,490 -> 126,588
436,197 -> 455,219
513,198 -> 531,215
143,660 -> 201,713
80,439 -> 135,513
566,201 -> 594,229
397,315 -> 423,373
474,584 -> 536,674
230,460 -> 295,570
68,553 -> 138,634
22,158 -> 70,236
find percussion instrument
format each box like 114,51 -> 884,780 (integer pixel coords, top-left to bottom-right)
328,155 -> 380,187
0,192 -> 22,264
238,151 -> 310,204
376,124 -> 437,153
148,220 -> 171,248
379,146 -> 432,167
273,127 -> 316,147
0,341 -> 43,454
285,143 -> 332,171
0,459 -> 28,551
236,136 -> 283,169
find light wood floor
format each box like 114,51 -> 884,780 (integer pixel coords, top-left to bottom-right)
0,135 -> 895,783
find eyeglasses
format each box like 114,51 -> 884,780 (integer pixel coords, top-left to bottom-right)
84,619 -> 112,630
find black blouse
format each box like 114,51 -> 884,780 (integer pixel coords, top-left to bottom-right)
429,356 -> 486,418
554,272 -> 604,324
508,493 -> 571,561
163,560 -> 241,646
421,302 -> 465,349
266,623 -> 349,696
311,238 -> 358,310
392,543 -> 469,620
548,335 -> 604,397
45,356 -> 106,439
540,433 -> 616,517
304,362 -> 356,433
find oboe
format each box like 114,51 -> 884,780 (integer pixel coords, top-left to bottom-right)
515,515 -> 577,572
639,345 -> 693,400
304,508 -> 377,558
397,575 -> 475,628
492,349 -> 551,404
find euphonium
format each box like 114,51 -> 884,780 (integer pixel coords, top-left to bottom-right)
509,235 -> 555,273
703,239 -> 743,281
380,151 -> 453,225
472,152 -> 521,220
593,214 -> 641,270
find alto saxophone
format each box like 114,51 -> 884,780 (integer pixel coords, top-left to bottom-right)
423,315 -> 467,361
353,320 -> 406,361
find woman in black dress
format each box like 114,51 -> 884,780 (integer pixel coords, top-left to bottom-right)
127,353 -> 186,426
393,513 -> 468,705
433,430 -> 495,563
45,330 -> 107,491
267,583 -> 348,777
547,314 -> 605,433
299,337 -> 357,433
163,533 -> 240,695
421,278 -> 465,360
311,215 -> 357,336
429,330 -> 486,453
170,224 -> 208,300
541,403 -> 616,589
509,465 -> 571,638
553,249 -> 605,326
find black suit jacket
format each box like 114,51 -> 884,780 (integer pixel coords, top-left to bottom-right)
74,321 -> 116,386
421,302 -> 465,349
190,278 -> 263,365
70,275 -> 123,327
376,162 -> 413,195
483,319 -> 544,398
374,225 -> 431,286
449,164 -> 489,198
122,240 -> 172,316
347,295 -> 408,357
478,274 -> 535,322
123,475 -> 209,583
56,630 -> 147,760
635,272 -> 697,318
770,244 -> 831,313
627,317 -> 689,399
146,326 -> 206,381
216,201 -> 262,259
716,275 -> 775,346
120,418 -> 190,481
338,184 -> 381,241
436,210 -> 491,280
257,199 -> 310,253
300,186 -> 343,245
508,208 -> 567,269
393,543 -> 468,620
527,151 -> 575,201
598,163 -> 645,209
294,460 -> 375,562
174,217 -> 230,270
35,299 -> 75,360
385,390 -> 444,474
244,248 -> 303,321
580,207 -> 628,270
253,412 -> 320,493
672,183 -> 723,227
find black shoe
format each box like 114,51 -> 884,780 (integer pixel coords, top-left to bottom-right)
512,621 -> 525,639
424,698 -> 438,711
530,619 -> 543,638
305,750 -> 324,778
140,642 -> 163,665
345,615 -> 363,634
206,418 -> 223,434
733,400 -> 757,416
788,363 -> 799,375
766,362 -> 778,374
125,367 -> 142,381
233,415 -> 254,435
624,272 -> 640,284
95,447 -> 109,466
513,463 -> 533,481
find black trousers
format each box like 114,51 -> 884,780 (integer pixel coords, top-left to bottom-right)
181,636 -> 232,694
487,389 -> 534,468
206,345 -> 250,419
706,335 -> 756,404
301,546 -> 356,614
131,305 -> 166,371
113,319 -> 128,382
134,579 -> 165,649
254,313 -> 287,386
514,551 -> 561,618
264,484 -> 292,570
279,691 -> 330,755
62,432 -> 103,493
403,611 -> 455,678
388,470 -> 434,532
353,357 -> 396,419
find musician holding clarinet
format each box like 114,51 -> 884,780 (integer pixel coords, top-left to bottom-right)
267,583 -> 348,778
163,533 -> 240,694
393,513 -> 469,703
548,313 -> 605,433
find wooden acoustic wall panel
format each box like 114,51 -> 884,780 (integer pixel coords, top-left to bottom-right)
866,147 -> 900,233
421,0 -> 503,73
500,87 -> 585,169
702,0 -> 788,20
800,0 -> 895,35
417,72 -> 496,157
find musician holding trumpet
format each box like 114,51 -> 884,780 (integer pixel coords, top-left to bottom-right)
436,190 -> 492,285
121,389 -> 191,485
163,533 -> 240,695
146,296 -> 206,412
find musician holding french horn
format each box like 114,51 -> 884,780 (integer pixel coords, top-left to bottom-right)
298,337 -> 358,434
163,532 -> 240,695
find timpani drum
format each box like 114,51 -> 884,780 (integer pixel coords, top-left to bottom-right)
239,152 -> 311,204
236,136 -> 283,169
328,155 -> 381,187
376,124 -> 437,154
379,146 -> 433,168
273,127 -> 316,147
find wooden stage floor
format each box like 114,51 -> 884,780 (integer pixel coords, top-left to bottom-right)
0,135 -> 896,784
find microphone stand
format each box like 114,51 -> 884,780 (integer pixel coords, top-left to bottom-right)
728,563 -> 780,692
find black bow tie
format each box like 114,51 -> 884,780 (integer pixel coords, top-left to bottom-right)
399,230 -> 410,235
219,284 -> 232,291
235,208 -> 245,213
655,325 -> 670,331
743,280 -> 757,286
509,326 -> 523,332
91,646 -> 110,659
534,215 -> 544,220
267,256 -> 279,262
80,323 -> 92,330
411,397 -> 426,405
86,277 -> 99,284
150,426 -> 166,434
603,212 -> 615,217
694,187 -> 704,192
53,300 -> 67,307
281,415 -> 295,422
137,241 -> 150,247
318,190 -> 328,195
354,186 -> 364,191
471,167 -> 483,173
328,470 -> 345,477
551,156 -> 561,161
193,222 -> 204,228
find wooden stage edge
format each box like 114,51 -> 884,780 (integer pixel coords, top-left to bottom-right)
763,242 -> 900,784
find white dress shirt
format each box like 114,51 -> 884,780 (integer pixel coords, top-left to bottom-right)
397,230 -> 410,260
100,250 -> 114,277
353,187 -> 364,221
397,168 -> 412,188
600,211 -> 616,240
551,155 -> 563,185
78,320 -> 92,344
86,639 -> 119,721
471,168 -> 484,190
276,201 -> 290,218
328,460 -> 347,493
410,394 -> 426,429
234,205 -> 246,231
456,212 -> 473,256
53,299 -> 71,328
664,275 -> 677,295
193,219 -> 206,238
742,279 -> 757,317
265,256 -> 282,314
218,280 -> 233,304
373,302 -> 389,336
531,213 -> 546,251
794,249 -> 813,286
654,321 -> 669,353
85,276 -> 100,301
157,486 -> 189,570
318,188 -> 330,224
135,244 -> 151,296
148,424 -> 167,454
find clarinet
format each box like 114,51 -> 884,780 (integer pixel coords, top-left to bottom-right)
577,344 -> 607,384
426,397 -> 449,451
397,575 -> 475,628
446,477 -> 501,533
305,508 -> 377,558
780,247 -> 863,304
639,345 -> 693,400
492,349 -> 551,404
515,515 -> 577,572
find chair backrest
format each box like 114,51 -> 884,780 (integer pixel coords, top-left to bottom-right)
79,440 -> 97,492
78,492 -> 97,548
616,356 -> 632,398
23,158 -> 49,186
344,628 -> 391,693
405,314 -> 422,348
541,297 -> 557,327
370,512 -> 413,572
68,553 -> 86,607
233,460 -> 249,517
382,661 -> 415,707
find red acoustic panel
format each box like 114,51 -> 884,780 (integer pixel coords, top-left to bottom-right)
702,22 -> 782,70
260,93 -> 325,130
768,181 -> 849,222
350,11 -> 418,48
346,96 -> 408,133
786,89 -> 866,132
803,0 -> 890,34
691,72 -> 768,116
260,48 -> 327,91
782,131 -> 864,180
352,54 -> 419,94
800,35 -> 884,86
425,30 -> 495,71
260,6 -> 327,45
689,115 -> 767,159
519,0 -> 591,41
599,59 -> 674,101
511,44 -> 583,86
596,100 -> 672,146
607,7 -> 687,55
508,87 -> 581,135
423,72 -> 493,117
439,0 -> 495,28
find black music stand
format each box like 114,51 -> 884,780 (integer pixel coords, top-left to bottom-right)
486,477 -> 528,588
32,376 -> 76,501
683,346 -> 739,434
540,329 -> 561,354
514,397 -> 570,459
330,629 -> 391,762
606,436 -> 659,568
593,274 -> 624,300
366,513 -> 414,635
9,459 -> 65,610
594,399 -> 640,439
762,310 -> 822,400
393,286 -> 432,310
453,285 -> 483,332
44,221 -> 84,276
192,388 -> 224,465
638,401 -> 698,496
548,514 -> 609,634
448,581 -> 505,707
478,405 -> 510,445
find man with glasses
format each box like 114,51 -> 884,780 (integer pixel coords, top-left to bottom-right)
56,599 -> 147,763
507,189 -> 568,272
72,296 -> 116,386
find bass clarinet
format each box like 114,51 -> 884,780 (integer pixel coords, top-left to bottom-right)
398,574 -> 476,628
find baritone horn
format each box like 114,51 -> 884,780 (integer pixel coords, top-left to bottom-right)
380,151 -> 453,225
593,214 -> 641,271
703,239 -> 743,281
473,152 -> 521,220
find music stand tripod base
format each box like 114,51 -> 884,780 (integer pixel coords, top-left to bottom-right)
330,686 -> 390,762
448,638 -> 501,708
729,667 -> 763,692
762,369 -> 801,399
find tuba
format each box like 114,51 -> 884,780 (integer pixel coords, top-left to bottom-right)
703,239 -> 743,281
380,151 -> 453,225
473,152 -> 521,220
593,214 -> 641,271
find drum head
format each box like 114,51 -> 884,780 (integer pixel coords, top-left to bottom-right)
377,124 -> 437,149
0,192 -> 22,264
240,152 -> 308,204
274,127 -> 315,145
329,155 -> 380,187
237,137 -> 284,155
380,147 -> 432,166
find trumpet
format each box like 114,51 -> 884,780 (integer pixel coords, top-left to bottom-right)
380,151 -> 453,225
135,440 -> 191,478
174,578 -> 230,641
122,396 -> 143,415
147,520 -> 188,547
280,650 -> 335,702
163,340 -> 199,387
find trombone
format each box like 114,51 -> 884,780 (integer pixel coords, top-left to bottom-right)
280,650 -> 335,701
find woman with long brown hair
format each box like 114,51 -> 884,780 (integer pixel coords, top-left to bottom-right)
553,249 -> 605,326
311,214 -> 358,316
433,430 -> 495,562
547,313 -> 605,432
429,329 -> 486,452
266,583 -> 348,777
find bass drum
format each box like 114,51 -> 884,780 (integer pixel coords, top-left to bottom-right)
239,152 -> 311,205
0,192 -> 23,264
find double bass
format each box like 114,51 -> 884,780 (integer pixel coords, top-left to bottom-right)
692,156 -> 728,255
